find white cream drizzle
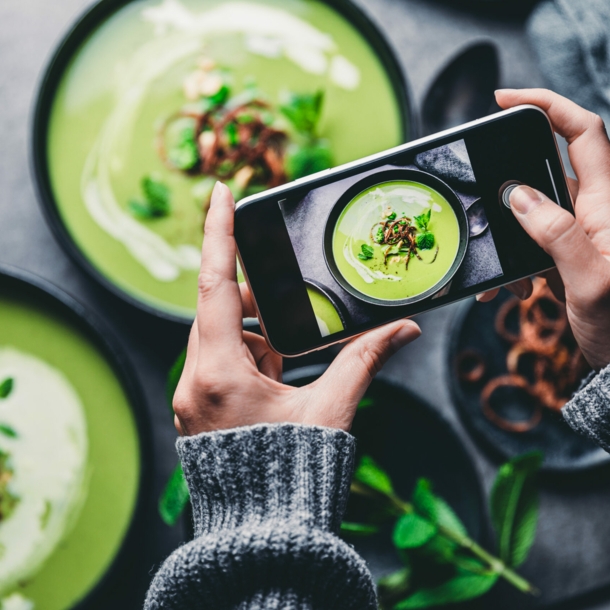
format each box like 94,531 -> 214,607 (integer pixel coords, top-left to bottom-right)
0,593 -> 34,610
82,0 -> 361,282
0,348 -> 88,596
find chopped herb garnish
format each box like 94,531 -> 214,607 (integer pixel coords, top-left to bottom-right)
357,243 -> 375,261
225,122 -> 239,147
129,175 -> 171,219
0,425 -> 16,439
414,208 -> 432,232
280,90 -> 325,136
416,232 -> 435,250
374,226 -> 385,243
166,120 -> 199,171
387,211 -> 397,221
285,140 -> 333,181
0,378 -> 13,399
0,450 -> 19,522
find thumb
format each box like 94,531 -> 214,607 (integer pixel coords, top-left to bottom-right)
311,320 -> 421,429
509,185 -> 607,290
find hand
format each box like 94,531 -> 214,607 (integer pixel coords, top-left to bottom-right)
173,182 -> 421,435
484,89 -> 610,371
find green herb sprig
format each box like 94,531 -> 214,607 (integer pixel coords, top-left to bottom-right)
0,378 -> 13,399
414,209 -> 435,251
281,90 -> 334,181
346,451 -> 541,608
129,175 -> 172,219
358,244 -> 375,261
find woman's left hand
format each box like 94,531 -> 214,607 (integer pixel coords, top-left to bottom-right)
173,181 -> 421,436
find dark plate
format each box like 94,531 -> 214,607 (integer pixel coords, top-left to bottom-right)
323,168 -> 469,307
31,0 -> 417,326
0,265 -> 153,608
448,290 -> 610,473
283,364 -> 488,582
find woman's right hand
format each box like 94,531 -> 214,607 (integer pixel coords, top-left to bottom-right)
494,88 -> 610,371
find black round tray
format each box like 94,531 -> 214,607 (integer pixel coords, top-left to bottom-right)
0,264 -> 153,608
448,293 -> 610,474
31,0 -> 418,325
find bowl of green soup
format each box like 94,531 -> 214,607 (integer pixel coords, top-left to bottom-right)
325,169 -> 468,306
0,266 -> 151,609
32,0 -> 415,323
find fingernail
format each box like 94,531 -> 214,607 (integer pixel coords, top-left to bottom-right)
475,293 -> 485,302
390,321 -> 421,350
211,181 -> 224,205
510,185 -> 544,215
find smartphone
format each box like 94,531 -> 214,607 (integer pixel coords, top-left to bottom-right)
235,105 -> 573,357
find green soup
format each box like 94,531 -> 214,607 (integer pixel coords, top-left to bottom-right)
46,0 -> 405,319
0,281 -> 140,609
332,181 -> 461,302
306,285 -> 344,336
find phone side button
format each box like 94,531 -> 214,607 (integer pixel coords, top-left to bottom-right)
500,183 -> 521,209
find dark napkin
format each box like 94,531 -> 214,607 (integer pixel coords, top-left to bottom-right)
528,0 -> 610,127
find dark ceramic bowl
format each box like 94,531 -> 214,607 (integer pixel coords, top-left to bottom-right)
0,265 -> 152,608
31,0 -> 418,325
323,168 -> 469,307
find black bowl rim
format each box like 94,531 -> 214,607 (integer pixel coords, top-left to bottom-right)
0,264 -> 153,608
323,168 -> 469,307
283,363 -> 490,546
303,277 -> 351,330
448,297 -> 610,475
30,0 -> 418,326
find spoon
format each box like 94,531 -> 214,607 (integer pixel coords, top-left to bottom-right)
422,41 -> 500,136
466,197 -> 488,238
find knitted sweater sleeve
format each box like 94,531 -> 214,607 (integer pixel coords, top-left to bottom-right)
144,423 -> 376,610
563,363 -> 610,452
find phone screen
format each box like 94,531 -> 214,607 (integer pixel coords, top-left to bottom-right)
235,107 -> 573,356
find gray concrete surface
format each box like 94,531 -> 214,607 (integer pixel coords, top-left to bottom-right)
1,0 -> 609,607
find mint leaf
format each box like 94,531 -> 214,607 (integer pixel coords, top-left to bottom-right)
416,232 -> 435,250
285,140 -> 333,180
340,522 -> 380,536
0,425 -> 16,439
357,397 -> 375,410
225,122 -> 239,147
490,452 -> 542,568
412,479 -> 468,539
414,209 -> 432,231
378,567 -> 412,605
0,378 -> 13,399
165,118 -> 199,170
159,463 -> 190,526
395,573 -> 498,608
393,513 -> 437,549
358,243 -> 374,261
166,348 -> 187,415
354,455 -> 393,495
280,90 -> 324,135
129,175 -> 172,219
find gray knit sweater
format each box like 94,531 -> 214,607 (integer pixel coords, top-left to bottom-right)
145,364 -> 610,610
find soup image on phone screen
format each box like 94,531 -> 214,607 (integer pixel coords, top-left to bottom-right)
279,138 -> 504,337
331,180 -> 460,302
